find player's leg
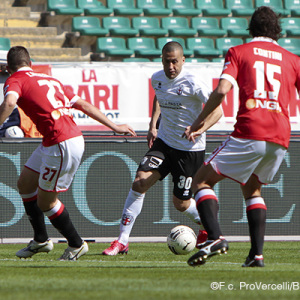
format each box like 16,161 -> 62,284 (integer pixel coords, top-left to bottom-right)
102,138 -> 168,255
39,189 -> 88,261
173,196 -> 208,245
16,146 -> 53,259
102,169 -> 161,255
41,136 -> 87,260
240,175 -> 265,267
18,166 -> 48,243
170,148 -> 207,245
240,142 -> 286,267
187,163 -> 228,266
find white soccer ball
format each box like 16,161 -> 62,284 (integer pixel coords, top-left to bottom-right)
5,126 -> 24,138
167,225 -> 197,255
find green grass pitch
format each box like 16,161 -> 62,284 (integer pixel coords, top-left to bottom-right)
0,241 -> 299,300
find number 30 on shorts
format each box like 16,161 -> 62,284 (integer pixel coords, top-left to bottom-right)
178,176 -> 192,190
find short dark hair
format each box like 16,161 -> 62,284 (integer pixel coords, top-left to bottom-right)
7,46 -> 31,72
248,6 -> 282,41
162,41 -> 183,55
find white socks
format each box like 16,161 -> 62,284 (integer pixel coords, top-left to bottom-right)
182,198 -> 202,225
118,188 -> 145,246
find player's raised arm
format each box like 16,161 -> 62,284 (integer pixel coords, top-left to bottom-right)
72,98 -> 136,136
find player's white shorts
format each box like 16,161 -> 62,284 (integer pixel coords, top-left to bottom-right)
205,136 -> 287,185
25,135 -> 85,192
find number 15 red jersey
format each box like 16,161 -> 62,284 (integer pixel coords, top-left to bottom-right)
4,68 -> 82,146
221,37 -> 300,148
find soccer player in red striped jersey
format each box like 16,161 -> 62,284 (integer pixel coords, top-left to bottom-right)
0,46 -> 136,260
183,6 -> 300,267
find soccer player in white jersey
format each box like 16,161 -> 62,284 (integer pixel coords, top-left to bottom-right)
102,41 -> 222,255
0,46 -> 136,260
183,6 -> 300,267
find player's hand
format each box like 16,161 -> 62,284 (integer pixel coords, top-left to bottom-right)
182,126 -> 200,143
147,128 -> 157,148
115,124 -> 137,136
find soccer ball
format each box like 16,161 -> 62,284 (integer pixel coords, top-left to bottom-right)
167,225 -> 197,255
5,126 -> 24,138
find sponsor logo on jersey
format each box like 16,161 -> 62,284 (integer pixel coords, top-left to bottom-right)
246,98 -> 282,112
51,108 -> 73,120
160,100 -> 181,109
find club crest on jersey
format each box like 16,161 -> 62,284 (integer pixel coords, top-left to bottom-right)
177,85 -> 183,95
122,214 -> 134,226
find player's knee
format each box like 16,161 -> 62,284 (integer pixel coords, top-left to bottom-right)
132,178 -> 150,193
17,176 -> 27,193
173,197 -> 189,212
17,174 -> 38,194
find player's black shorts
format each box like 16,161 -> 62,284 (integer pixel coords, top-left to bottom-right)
137,138 -> 205,200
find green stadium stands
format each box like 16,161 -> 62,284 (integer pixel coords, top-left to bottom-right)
156,37 -> 193,56
196,0 -> 231,16
216,37 -> 243,55
0,37 -> 11,51
225,0 -> 255,16
103,17 -> 139,36
77,0 -> 113,15
220,17 -> 249,37
123,57 -> 151,62
281,18 -> 300,36
186,37 -> 222,56
166,0 -> 202,16
191,17 -> 227,37
107,0 -> 143,15
47,0 -> 84,15
284,0 -> 300,17
185,57 -> 210,62
137,0 -> 172,16
72,16 -> 109,36
127,37 -> 161,56
255,0 -> 291,16
132,17 -> 168,36
211,57 -> 225,63
161,17 -> 197,36
96,37 -> 134,56
278,37 -> 300,55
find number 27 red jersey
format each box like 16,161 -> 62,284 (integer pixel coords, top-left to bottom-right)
221,37 -> 300,148
4,68 -> 82,146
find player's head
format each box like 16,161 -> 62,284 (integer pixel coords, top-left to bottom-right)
7,46 -> 31,74
162,41 -> 185,79
248,6 -> 281,41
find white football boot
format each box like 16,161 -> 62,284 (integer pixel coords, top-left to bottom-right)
16,239 -> 54,258
59,241 -> 89,261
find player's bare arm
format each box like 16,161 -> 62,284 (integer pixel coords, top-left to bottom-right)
183,79 -> 232,142
147,96 -> 160,148
72,98 -> 136,136
0,93 -> 18,125
183,105 -> 223,143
